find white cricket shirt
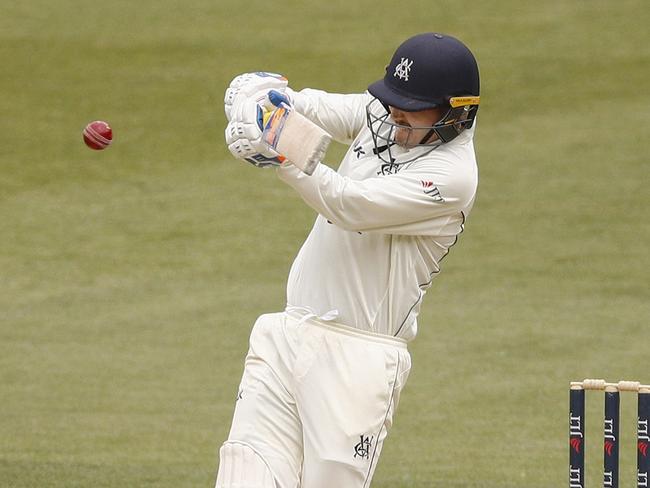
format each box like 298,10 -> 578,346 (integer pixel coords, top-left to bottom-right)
277,89 -> 478,341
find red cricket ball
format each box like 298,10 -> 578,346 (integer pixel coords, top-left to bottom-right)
83,120 -> 113,150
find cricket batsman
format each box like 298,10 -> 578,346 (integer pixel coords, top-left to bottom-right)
216,32 -> 480,487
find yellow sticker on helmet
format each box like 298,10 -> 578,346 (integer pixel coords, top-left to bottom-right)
449,96 -> 480,108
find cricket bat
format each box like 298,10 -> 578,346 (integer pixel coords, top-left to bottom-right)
262,107 -> 331,176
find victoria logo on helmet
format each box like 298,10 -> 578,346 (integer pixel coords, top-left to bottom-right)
394,58 -> 413,81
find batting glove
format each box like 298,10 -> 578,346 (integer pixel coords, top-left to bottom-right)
225,97 -> 286,168
224,72 -> 288,122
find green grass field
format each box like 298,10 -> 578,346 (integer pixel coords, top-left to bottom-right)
1,1 -> 649,486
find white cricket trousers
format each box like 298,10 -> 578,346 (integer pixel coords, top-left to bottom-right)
216,312 -> 411,488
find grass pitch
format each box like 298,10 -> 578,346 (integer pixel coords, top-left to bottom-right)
1,1 -> 649,486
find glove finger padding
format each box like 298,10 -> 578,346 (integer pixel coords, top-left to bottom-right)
224,72 -> 288,122
225,119 -> 264,146
225,98 -> 285,168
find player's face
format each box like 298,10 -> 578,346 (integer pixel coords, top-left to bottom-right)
389,106 -> 445,147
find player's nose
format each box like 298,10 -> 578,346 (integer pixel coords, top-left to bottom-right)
389,106 -> 409,125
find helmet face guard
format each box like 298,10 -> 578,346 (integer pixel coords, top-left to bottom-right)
366,96 -> 480,164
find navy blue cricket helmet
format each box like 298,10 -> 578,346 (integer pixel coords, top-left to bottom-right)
368,32 -> 480,111
366,33 -> 480,156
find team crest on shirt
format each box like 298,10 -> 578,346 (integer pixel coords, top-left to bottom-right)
394,58 -> 413,81
421,181 -> 445,202
353,434 -> 374,459
377,161 -> 401,175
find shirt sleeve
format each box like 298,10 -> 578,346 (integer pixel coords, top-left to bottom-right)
287,88 -> 371,145
276,157 -> 476,235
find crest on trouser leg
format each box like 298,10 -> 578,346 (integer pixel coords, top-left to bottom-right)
353,434 -> 374,459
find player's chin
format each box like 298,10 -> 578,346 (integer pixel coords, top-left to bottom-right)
394,136 -> 417,149
395,141 -> 412,148
393,130 -> 413,148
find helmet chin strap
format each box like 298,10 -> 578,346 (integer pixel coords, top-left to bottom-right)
417,107 -> 449,145
418,128 -> 438,145
418,106 -> 473,144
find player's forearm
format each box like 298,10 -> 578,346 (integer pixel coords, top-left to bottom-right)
277,163 -> 458,233
277,163 -> 360,230
287,89 -> 370,145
